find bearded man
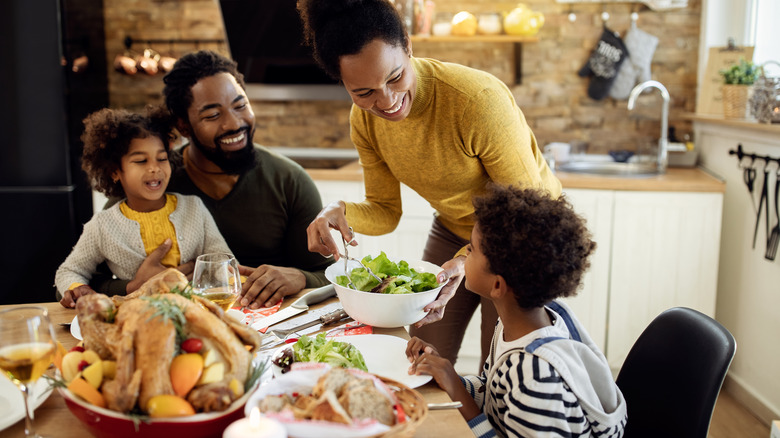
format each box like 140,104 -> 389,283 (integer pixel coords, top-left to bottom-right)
91,51 -> 330,309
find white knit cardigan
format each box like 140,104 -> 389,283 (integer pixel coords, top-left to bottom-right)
54,193 -> 231,296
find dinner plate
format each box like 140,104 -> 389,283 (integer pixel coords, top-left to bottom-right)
275,334 -> 432,389
70,316 -> 81,340
0,376 -> 54,431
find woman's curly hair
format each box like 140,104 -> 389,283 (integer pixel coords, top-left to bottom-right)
472,185 -> 596,309
163,50 -> 245,121
80,105 -> 175,198
297,0 -> 409,79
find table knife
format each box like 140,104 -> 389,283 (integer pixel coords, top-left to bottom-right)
250,284 -> 336,331
269,307 -> 350,339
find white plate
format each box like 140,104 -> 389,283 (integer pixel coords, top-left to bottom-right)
0,376 -> 54,431
276,334 -> 432,389
70,316 -> 81,340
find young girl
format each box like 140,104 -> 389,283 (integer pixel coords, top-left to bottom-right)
406,185 -> 627,437
55,106 -> 232,308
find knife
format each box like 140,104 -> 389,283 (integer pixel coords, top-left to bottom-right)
250,284 -> 336,331
269,307 -> 351,339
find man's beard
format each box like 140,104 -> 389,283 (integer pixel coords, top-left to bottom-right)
190,126 -> 257,175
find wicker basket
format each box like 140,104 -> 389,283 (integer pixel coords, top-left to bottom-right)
374,376 -> 429,438
722,84 -> 752,119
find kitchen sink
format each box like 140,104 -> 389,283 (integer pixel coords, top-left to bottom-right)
557,157 -> 662,177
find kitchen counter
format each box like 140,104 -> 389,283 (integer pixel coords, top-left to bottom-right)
305,161 -> 726,193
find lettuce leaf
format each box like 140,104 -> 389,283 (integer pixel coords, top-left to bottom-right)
291,333 -> 368,371
336,252 -> 440,294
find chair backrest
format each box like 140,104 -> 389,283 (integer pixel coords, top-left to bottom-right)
615,307 -> 736,438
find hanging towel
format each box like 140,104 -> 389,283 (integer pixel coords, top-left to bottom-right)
578,26 -> 629,100
610,21 -> 659,100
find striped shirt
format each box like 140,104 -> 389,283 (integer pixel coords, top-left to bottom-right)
462,301 -> 627,437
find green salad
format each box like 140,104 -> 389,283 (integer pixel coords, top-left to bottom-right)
335,252 -> 441,294
291,332 -> 368,371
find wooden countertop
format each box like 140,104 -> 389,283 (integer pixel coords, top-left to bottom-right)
306,161 -> 726,193
1,298 -> 472,438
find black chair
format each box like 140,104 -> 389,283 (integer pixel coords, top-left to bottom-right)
615,307 -> 737,438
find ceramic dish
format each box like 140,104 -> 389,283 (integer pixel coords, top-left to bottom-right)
272,334 -> 432,389
325,259 -> 446,327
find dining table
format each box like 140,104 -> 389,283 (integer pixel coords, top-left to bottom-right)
1,290 -> 475,438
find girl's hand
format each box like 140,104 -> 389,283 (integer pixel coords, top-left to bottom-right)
59,285 -> 96,308
414,256 -> 465,328
306,201 -> 355,259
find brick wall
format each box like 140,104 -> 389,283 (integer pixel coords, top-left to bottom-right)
105,0 -> 701,155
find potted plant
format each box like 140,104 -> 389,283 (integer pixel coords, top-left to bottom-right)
719,58 -> 759,119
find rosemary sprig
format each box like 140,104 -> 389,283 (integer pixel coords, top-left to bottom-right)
43,374 -> 67,389
141,296 -> 188,341
245,356 -> 269,392
169,282 -> 194,300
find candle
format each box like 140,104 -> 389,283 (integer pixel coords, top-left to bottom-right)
223,408 -> 287,438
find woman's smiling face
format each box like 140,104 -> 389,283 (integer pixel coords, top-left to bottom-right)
338,38 -> 416,122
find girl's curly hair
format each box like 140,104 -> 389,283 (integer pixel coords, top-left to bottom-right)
80,105 -> 175,198
296,0 -> 409,79
472,185 -> 596,309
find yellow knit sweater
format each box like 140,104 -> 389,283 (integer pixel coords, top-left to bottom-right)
346,57 -> 561,241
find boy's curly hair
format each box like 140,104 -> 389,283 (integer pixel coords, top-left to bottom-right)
472,185 -> 596,309
297,0 -> 409,79
162,50 -> 245,121
80,105 -> 175,198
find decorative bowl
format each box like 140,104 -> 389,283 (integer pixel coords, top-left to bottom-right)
324,258 -> 445,328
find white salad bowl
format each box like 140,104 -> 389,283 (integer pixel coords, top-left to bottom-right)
325,258 -> 446,328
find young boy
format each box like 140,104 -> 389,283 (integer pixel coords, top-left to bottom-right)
406,185 -> 627,437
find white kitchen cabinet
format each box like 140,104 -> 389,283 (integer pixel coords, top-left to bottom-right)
565,188 -> 722,372
559,189 -> 615,352
606,191 -> 723,370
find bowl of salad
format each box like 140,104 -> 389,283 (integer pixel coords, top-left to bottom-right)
324,253 -> 446,327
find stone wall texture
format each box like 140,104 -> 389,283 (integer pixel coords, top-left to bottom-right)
105,0 -> 701,155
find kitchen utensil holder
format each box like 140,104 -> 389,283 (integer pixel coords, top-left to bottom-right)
729,144 -> 780,168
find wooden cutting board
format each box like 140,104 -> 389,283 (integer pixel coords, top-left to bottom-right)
696,45 -> 754,115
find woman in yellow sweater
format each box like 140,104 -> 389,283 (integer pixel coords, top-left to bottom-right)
299,0 -> 561,365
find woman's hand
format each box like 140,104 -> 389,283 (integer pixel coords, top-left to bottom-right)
414,255 -> 465,328
237,264 -> 306,309
306,201 -> 355,259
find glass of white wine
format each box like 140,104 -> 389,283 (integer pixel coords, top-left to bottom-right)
0,306 -> 56,437
192,253 -> 241,311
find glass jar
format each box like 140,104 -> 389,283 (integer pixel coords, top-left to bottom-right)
477,13 -> 502,35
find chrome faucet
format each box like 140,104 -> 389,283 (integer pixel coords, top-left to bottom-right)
627,80 -> 670,173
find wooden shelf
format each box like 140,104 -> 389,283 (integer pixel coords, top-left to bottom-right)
410,35 -> 539,43
409,34 -> 539,84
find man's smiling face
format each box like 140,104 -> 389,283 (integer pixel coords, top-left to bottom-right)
184,72 -> 256,174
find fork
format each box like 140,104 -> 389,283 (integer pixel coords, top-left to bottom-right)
341,227 -> 382,287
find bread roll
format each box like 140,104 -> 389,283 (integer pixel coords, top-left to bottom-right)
310,390 -> 352,425
339,385 -> 395,426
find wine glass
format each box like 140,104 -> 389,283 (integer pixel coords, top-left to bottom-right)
191,253 -> 241,311
0,307 -> 56,437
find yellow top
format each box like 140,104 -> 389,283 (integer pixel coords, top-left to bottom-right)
347,57 -> 560,241
67,194 -> 181,292
119,193 -> 181,267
